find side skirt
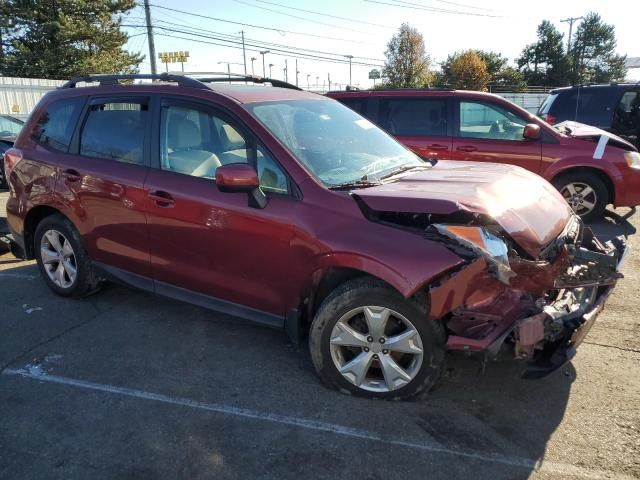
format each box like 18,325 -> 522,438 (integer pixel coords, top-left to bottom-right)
93,262 -> 284,330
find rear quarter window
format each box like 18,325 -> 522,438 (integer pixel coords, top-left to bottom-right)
32,97 -> 85,152
545,88 -> 619,127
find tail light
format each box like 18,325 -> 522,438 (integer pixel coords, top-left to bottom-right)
543,114 -> 556,125
4,148 -> 23,181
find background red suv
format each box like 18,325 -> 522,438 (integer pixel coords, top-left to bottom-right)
328,89 -> 640,221
4,74 -> 624,399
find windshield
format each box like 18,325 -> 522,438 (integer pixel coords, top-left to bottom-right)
0,115 -> 23,136
247,99 -> 425,186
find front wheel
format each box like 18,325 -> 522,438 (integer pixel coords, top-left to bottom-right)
552,172 -> 608,222
309,278 -> 445,400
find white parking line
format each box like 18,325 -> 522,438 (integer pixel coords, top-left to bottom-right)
2,367 -> 633,480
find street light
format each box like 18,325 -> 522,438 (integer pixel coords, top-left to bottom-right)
344,55 -> 353,87
268,63 -> 274,78
250,57 -> 257,75
260,50 -> 270,77
306,74 -> 310,90
218,61 -> 243,83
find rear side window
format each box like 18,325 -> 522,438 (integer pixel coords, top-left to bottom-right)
337,97 -> 366,115
544,88 -> 618,126
80,101 -> 148,165
33,97 -> 85,152
379,98 -> 448,136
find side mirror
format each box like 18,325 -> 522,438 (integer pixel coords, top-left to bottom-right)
216,163 -> 267,208
523,123 -> 541,140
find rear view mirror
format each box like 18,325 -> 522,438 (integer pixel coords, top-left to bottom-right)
523,123 -> 541,140
216,163 -> 267,208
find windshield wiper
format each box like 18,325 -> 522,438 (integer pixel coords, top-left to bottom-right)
377,164 -> 431,181
328,180 -> 382,190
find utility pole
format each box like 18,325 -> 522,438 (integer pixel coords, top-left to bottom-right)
260,50 -> 270,77
240,30 -> 247,76
345,55 -> 353,86
143,0 -> 157,74
269,64 -> 274,78
306,74 -> 310,90
284,59 -> 288,83
295,59 -> 299,87
561,16 -> 583,53
328,73 -> 331,91
250,57 -> 256,75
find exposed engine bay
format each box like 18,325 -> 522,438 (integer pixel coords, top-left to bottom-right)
354,198 -> 625,378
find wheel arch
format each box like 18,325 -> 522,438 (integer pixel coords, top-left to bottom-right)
23,205 -> 68,259
550,165 -> 616,204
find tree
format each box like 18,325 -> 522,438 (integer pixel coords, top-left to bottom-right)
491,67 -> 527,92
2,0 -> 142,79
383,23 -> 431,88
517,20 -> 568,86
442,50 -> 490,91
569,13 -> 626,84
440,50 -> 513,88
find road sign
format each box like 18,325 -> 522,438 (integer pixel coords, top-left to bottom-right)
368,69 -> 381,80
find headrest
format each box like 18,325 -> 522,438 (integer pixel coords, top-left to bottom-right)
168,117 -> 201,149
219,124 -> 245,150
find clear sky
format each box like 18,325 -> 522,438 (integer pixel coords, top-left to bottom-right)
123,0 -> 640,88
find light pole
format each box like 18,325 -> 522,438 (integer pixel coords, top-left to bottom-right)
269,63 -> 274,78
306,74 -> 310,90
250,57 -> 256,75
315,76 -> 319,90
260,50 -> 270,77
345,55 -> 353,86
218,61 -> 244,83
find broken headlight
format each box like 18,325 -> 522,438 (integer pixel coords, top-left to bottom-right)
434,225 -> 513,283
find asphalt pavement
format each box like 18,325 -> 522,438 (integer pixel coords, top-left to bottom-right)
0,190 -> 638,480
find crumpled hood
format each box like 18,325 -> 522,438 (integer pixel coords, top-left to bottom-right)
354,160 -> 573,258
556,120 -> 637,152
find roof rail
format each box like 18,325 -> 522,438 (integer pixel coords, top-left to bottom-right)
196,73 -> 302,91
59,73 -> 208,90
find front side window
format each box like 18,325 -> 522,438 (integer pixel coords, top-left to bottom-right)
459,101 -> 528,141
380,98 -> 448,136
160,105 -> 248,178
80,101 -> 148,165
0,116 -> 23,136
247,99 -> 424,187
33,97 -> 85,152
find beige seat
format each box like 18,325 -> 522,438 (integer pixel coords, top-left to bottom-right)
218,124 -> 248,164
167,117 -> 221,177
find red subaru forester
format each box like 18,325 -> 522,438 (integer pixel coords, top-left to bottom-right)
4,74 -> 625,399
327,89 -> 640,222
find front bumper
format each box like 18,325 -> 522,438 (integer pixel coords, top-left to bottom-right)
433,219 -> 627,378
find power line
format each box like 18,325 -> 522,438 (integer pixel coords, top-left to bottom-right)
232,0 -> 374,34
124,25 -> 384,67
364,0 -> 506,18
148,19 -> 385,62
249,0 -> 395,29
141,3 -> 377,45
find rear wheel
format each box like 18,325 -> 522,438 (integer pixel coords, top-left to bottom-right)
552,171 -> 608,222
34,215 -> 98,297
309,278 -> 445,400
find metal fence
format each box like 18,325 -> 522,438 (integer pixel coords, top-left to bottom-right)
496,93 -> 548,114
0,76 -> 63,119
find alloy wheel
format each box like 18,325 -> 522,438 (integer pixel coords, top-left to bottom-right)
40,229 -> 77,289
329,306 -> 424,392
561,182 -> 598,216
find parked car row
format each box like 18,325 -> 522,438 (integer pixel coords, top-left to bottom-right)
3,74 -> 626,399
0,114 -> 24,188
328,87 -> 640,221
538,83 -> 640,149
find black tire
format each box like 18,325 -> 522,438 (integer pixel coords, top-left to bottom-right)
0,161 -> 6,189
309,277 -> 445,400
34,214 -> 99,297
552,171 -> 608,222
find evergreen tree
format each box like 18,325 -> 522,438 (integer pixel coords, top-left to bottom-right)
2,0 -> 142,79
517,20 -> 568,86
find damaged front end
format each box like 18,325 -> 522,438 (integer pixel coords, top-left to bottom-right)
426,214 -> 626,378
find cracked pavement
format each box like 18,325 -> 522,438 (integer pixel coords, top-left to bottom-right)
1,190 -> 639,479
